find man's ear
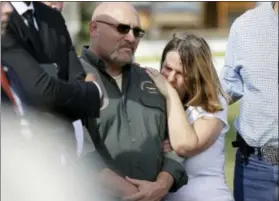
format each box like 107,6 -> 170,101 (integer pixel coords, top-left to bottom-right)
89,21 -> 98,38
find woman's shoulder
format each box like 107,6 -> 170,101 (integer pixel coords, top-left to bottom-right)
186,95 -> 228,123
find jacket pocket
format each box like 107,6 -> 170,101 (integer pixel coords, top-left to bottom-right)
139,93 -> 166,113
139,93 -> 166,141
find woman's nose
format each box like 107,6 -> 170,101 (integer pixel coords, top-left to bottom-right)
167,71 -> 176,83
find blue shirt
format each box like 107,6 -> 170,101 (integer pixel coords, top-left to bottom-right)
221,3 -> 278,147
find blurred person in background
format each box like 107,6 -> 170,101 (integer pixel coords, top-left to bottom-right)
1,2 -> 106,197
1,61 -> 109,199
79,2 -> 187,201
1,1 -> 103,120
146,33 -> 234,201
221,2 -> 278,201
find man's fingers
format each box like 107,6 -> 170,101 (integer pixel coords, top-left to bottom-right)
164,147 -> 172,153
122,191 -> 145,201
125,176 -> 143,186
163,140 -> 171,147
163,144 -> 171,150
85,73 -> 96,81
163,142 -> 172,152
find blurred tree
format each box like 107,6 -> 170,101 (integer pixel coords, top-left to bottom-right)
76,2 -> 97,54
62,2 -> 81,46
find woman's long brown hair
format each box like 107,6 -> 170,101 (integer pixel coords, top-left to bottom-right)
160,32 -> 229,113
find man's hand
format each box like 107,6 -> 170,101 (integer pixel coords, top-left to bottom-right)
85,73 -> 96,82
123,177 -> 169,201
98,168 -> 138,198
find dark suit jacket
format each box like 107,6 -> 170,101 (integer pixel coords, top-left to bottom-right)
1,2 -> 100,121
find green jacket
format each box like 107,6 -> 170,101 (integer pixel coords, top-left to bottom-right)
80,47 -> 187,192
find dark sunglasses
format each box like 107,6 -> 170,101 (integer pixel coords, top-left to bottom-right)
96,20 -> 145,38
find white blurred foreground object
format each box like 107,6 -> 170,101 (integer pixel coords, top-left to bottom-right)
1,107 -> 110,201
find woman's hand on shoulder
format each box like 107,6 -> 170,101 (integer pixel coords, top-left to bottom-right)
145,67 -> 175,99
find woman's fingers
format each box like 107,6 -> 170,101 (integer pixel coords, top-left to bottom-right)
163,140 -> 172,152
145,69 -> 155,81
146,67 -> 160,77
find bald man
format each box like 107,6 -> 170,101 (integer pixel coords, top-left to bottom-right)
80,2 -> 187,201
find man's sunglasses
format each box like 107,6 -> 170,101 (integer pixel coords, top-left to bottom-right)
96,20 -> 145,38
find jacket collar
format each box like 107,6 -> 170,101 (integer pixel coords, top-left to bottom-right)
80,46 -> 132,74
81,46 -> 106,72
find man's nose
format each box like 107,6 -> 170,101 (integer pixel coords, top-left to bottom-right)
124,29 -> 136,42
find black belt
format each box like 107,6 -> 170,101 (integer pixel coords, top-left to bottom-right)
232,133 -> 278,165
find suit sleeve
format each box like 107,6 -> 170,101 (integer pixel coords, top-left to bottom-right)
1,34 -> 101,121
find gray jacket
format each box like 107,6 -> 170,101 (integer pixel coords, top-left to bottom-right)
80,47 -> 187,192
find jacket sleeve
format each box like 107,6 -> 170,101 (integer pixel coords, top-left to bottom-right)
161,149 -> 188,192
81,117 -> 120,173
1,33 -> 101,121
161,125 -> 188,192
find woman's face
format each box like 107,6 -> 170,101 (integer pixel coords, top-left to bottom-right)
160,51 -> 186,100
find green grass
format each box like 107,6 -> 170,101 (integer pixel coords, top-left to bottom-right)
225,102 -> 240,190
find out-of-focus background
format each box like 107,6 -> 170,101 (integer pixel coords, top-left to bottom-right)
62,1 -> 266,190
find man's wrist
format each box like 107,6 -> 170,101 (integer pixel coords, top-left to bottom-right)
156,171 -> 174,192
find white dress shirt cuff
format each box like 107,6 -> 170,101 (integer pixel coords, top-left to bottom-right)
93,81 -> 103,99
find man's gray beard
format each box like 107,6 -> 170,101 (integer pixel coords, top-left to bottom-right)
109,50 -> 133,67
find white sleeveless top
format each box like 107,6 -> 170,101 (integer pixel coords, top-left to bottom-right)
165,95 -> 234,201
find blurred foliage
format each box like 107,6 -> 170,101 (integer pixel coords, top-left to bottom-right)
76,2 -> 97,54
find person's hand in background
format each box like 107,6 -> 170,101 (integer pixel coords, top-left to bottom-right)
1,2 -> 13,35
